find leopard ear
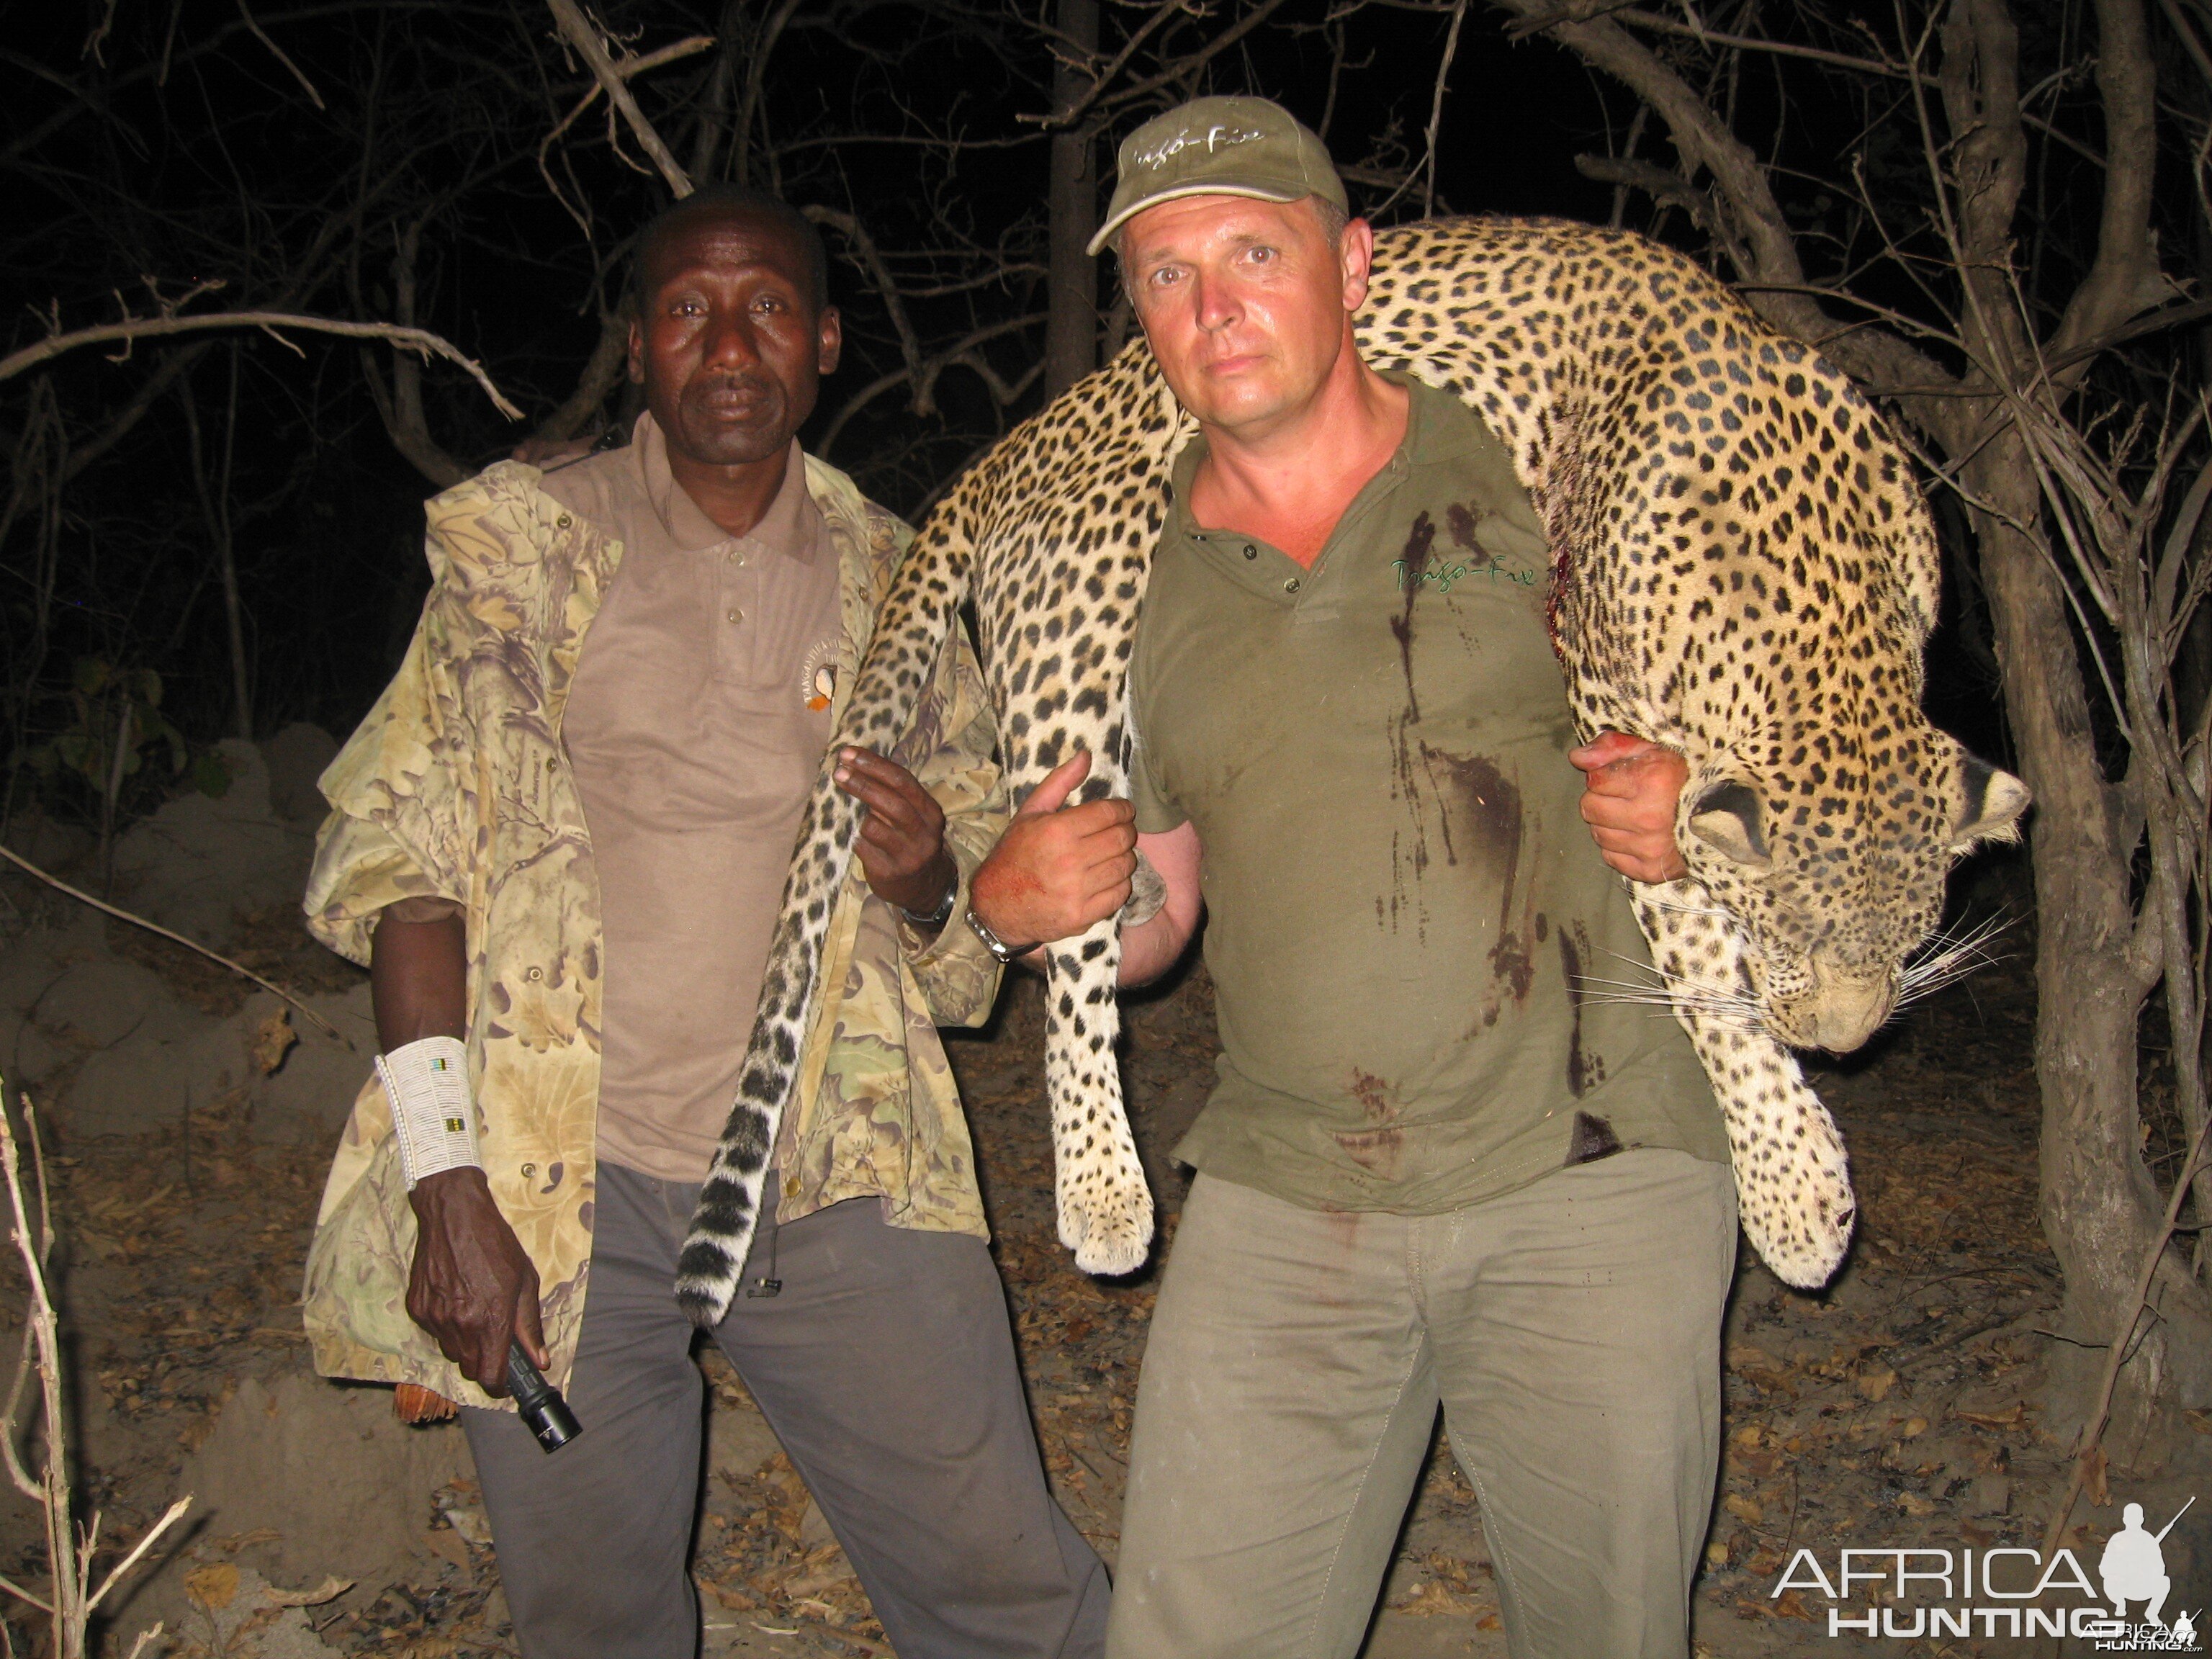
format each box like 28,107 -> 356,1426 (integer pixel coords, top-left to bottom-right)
1687,780 -> 1771,871
1952,752 -> 2031,850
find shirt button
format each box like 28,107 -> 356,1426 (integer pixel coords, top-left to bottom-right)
727,549 -> 745,566
1243,544 -> 1258,559
727,608 -> 744,624
1284,577 -> 1300,594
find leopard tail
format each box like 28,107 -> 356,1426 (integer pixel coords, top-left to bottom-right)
674,505 -> 976,1327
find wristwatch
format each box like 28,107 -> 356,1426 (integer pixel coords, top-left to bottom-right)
963,904 -> 1035,965
899,869 -> 961,932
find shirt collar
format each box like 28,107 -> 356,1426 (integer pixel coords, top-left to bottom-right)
1166,369 -> 1437,543
631,411 -> 823,563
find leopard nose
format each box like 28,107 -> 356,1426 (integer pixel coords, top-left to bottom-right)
1802,964 -> 1896,1053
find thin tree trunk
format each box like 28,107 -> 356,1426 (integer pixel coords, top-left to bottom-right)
1043,0 -> 1100,400
687,2 -> 743,185
732,0 -> 803,191
1964,439 -> 2212,1436
1935,0 -> 2212,1436
215,348 -> 250,739
99,700 -> 130,898
180,351 -> 253,739
3,381 -> 65,822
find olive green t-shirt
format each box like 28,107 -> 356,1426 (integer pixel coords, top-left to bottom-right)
1128,379 -> 1727,1213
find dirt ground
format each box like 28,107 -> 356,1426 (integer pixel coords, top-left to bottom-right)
1,764 -> 2208,1658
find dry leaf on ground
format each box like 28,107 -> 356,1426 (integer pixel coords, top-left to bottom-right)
248,1007 -> 297,1075
1856,1364 -> 1897,1402
185,1561 -> 240,1610
267,1574 -> 353,1607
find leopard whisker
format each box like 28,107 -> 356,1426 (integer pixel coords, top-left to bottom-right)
1580,991 -> 1762,1018
1574,967 -> 1767,1029
1577,978 -> 1752,1000
1583,1002 -> 1766,1028
1894,913 -> 2013,1007
1584,953 -> 1766,1005
1583,999 -> 1767,1035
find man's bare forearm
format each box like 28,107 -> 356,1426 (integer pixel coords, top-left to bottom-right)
372,912 -> 467,1052
371,908 -> 543,1388
1118,907 -> 1194,987
1119,824 -> 1203,987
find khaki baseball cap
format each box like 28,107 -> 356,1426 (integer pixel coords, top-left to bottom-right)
1088,96 -> 1348,258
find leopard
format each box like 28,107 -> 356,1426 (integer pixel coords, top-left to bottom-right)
675,215 -> 2028,1326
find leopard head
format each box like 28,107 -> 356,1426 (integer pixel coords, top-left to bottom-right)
1676,726 -> 2028,1053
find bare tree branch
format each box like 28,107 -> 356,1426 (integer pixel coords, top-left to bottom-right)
1491,0 -> 1947,397
371,215 -> 467,485
0,309 -> 523,417
1611,7 -> 1928,81
1573,154 -> 1741,259
0,844 -> 348,1042
235,0 -> 327,111
1421,2 -> 1470,217
804,204 -> 927,397
1028,0 -> 1192,130
1038,0 -> 1300,123
534,308 -> 631,443
539,31 -> 714,226
733,0 -> 805,187
819,313 -> 1046,457
543,0 -> 695,197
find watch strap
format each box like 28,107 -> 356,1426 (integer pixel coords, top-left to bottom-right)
963,905 -> 1035,965
899,868 -> 961,931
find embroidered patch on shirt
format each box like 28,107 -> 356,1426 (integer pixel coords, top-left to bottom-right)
800,638 -> 838,711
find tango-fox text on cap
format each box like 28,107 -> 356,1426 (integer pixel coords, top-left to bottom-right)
1133,123 -> 1264,171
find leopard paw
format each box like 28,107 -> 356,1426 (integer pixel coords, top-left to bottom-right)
1056,1156 -> 1156,1277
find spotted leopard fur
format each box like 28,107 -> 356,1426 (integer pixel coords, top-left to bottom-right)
675,215 -> 2027,1323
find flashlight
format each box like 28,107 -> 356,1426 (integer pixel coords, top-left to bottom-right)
505,1340 -> 581,1452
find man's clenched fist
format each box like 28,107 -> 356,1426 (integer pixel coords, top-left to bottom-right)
970,751 -> 1138,952
1569,729 -> 1690,884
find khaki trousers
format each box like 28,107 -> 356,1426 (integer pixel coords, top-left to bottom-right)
1107,1151 -> 1736,1659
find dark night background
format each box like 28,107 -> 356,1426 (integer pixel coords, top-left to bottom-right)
8,0 -> 2031,805
4,11 -> 2212,1651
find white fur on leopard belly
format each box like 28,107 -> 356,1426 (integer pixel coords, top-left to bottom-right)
677,214 -> 2028,1318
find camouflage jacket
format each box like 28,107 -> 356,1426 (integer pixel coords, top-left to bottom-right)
300,454 -> 1005,1409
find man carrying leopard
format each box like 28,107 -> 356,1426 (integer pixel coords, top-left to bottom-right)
300,185 -> 1107,1659
989,98 -> 1737,1659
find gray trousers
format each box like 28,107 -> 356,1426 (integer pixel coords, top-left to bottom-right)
464,1163 -> 1110,1659
1107,1151 -> 1737,1659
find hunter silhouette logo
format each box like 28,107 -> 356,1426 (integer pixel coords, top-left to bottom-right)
2103,1501 -> 2183,1624
2092,1498 -> 2200,1651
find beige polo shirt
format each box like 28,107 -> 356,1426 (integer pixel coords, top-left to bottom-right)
541,417 -> 840,1182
